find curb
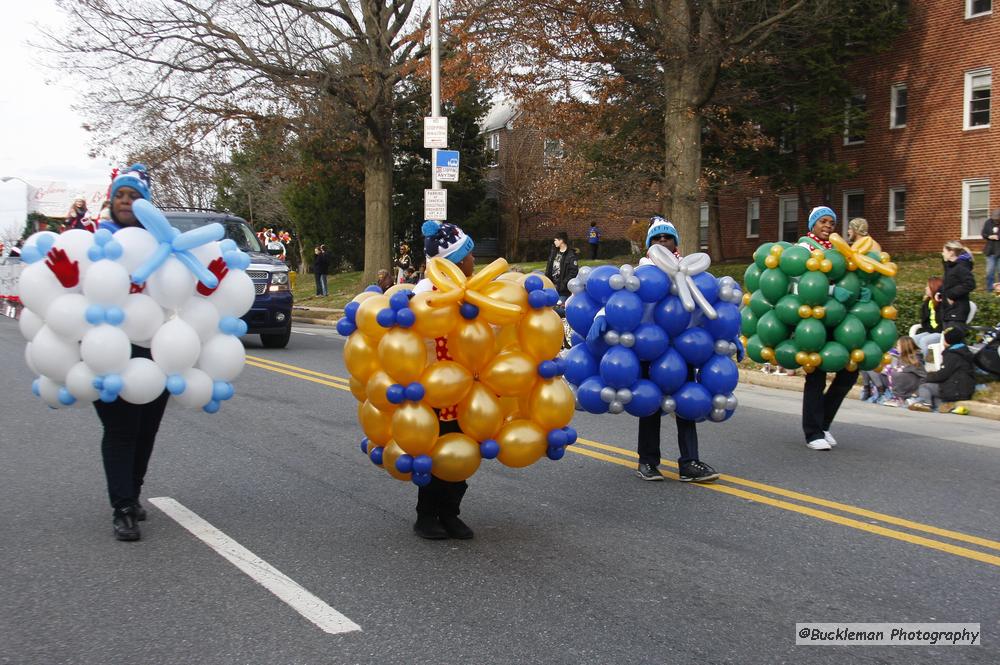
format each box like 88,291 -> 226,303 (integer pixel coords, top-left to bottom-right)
738,368 -> 1000,422
293,315 -> 338,327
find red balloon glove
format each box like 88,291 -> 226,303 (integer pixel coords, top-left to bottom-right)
45,248 -> 80,288
197,257 -> 229,296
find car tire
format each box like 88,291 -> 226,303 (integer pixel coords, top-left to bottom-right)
261,321 -> 291,349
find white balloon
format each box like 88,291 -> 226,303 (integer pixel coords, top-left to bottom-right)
53,229 -> 95,276
190,241 -> 223,266
17,262 -> 66,317
80,324 -> 131,374
18,308 -> 44,341
173,367 -> 213,408
66,361 -> 100,402
180,297 -> 221,343
120,358 -> 167,405
121,293 -> 165,345
38,376 -> 64,409
82,260 -> 131,307
145,256 -> 196,311
151,317 -> 202,373
24,342 -> 38,374
114,227 -> 160,275
197,333 -> 245,381
46,293 -> 91,341
30,326 -> 81,383
207,270 -> 255,318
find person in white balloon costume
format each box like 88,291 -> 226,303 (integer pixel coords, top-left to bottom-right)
16,164 -> 256,541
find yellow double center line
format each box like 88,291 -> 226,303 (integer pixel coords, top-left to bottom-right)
245,354 -> 1000,568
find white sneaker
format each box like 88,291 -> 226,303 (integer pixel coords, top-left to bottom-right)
823,430 -> 837,447
806,438 -> 832,451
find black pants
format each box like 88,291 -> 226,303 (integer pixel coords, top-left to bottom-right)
802,369 -> 858,443
94,392 -> 169,510
589,243 -> 599,260
637,411 -> 699,466
416,419 -> 467,517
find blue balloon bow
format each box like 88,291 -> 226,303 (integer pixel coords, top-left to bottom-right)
130,199 -> 225,287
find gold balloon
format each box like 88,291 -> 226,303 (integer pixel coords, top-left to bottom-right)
366,370 -> 397,412
760,346 -> 775,361
344,332 -> 380,383
880,252 -> 892,263
535,273 -> 557,291
810,249 -> 824,260
430,432 -> 481,482
497,271 -> 527,285
378,328 -> 427,384
803,365 -> 816,374
499,395 -> 521,420
481,279 -> 529,313
795,351 -> 809,366
410,291 -> 459,339
355,295 -> 390,340
493,324 -> 520,354
798,305 -> 813,319
850,349 -> 865,363
805,258 -> 820,271
518,308 -> 564,361
742,293 -> 752,306
448,319 -> 496,372
383,283 -> 414,299
770,245 -> 784,256
381,441 -> 412,481
480,350 -> 537,396
359,400 -> 393,445
420,360 -> 474,408
820,259 -> 833,273
808,352 -> 822,367
496,419 -> 547,468
881,305 -> 897,320
349,375 -> 367,402
391,403 -> 440,456
882,352 -> 892,365
764,255 -> 779,269
812,306 -> 825,319
846,361 -> 858,372
457,383 -> 504,441
352,291 -> 377,304
530,378 -> 575,430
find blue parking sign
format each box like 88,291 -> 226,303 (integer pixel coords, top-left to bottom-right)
433,149 -> 460,182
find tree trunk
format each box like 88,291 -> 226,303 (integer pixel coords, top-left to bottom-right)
363,130 -> 393,286
662,71 -> 704,257
707,186 -> 724,261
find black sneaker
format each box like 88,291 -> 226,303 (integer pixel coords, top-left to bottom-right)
131,500 -> 147,522
112,506 -> 141,541
440,515 -> 474,540
635,463 -> 665,481
413,514 -> 449,540
678,460 -> 720,483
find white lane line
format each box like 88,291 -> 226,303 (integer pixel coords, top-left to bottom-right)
149,497 -> 361,635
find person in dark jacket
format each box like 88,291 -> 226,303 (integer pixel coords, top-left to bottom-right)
913,276 -> 944,357
545,231 -> 579,298
983,208 -> 1000,292
939,241 -> 976,327
312,244 -> 331,296
908,327 -> 977,412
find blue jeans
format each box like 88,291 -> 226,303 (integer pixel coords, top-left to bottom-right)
913,331 -> 940,357
315,272 -> 328,296
986,254 -> 998,291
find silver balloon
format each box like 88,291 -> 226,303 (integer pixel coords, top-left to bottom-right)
670,282 -> 679,295
608,274 -> 625,290
619,332 -> 635,348
729,342 -> 739,356
600,386 -> 616,403
712,394 -> 728,410
608,401 -> 625,414
719,276 -> 736,287
719,286 -> 734,302
645,245 -> 719,319
578,265 -> 593,279
709,407 -> 727,422
714,339 -> 731,355
661,396 -> 676,414
616,388 -> 633,404
624,276 -> 641,292
619,264 -> 635,278
567,278 -> 584,294
604,330 -> 620,345
726,394 -> 738,411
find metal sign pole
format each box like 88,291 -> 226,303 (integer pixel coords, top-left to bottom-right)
430,0 -> 441,191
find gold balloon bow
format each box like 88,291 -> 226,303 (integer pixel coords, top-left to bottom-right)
425,257 -> 523,325
829,233 -> 897,277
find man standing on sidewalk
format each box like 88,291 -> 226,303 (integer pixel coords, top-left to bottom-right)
312,244 -> 330,296
982,208 -> 1000,293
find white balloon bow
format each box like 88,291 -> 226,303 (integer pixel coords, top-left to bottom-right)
645,245 -> 718,320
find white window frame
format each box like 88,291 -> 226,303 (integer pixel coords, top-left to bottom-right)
746,197 -> 760,238
966,0 -> 992,19
962,178 -> 991,239
778,195 -> 798,242
486,132 -> 500,167
888,187 -> 907,232
844,92 -> 867,145
964,68 -> 991,130
842,189 -> 864,235
890,83 -> 907,129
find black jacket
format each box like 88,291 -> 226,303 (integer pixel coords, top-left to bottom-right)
545,246 -> 579,296
918,298 -> 942,334
312,251 -> 331,275
983,216 -> 1000,257
940,254 -> 975,324
925,345 -> 977,402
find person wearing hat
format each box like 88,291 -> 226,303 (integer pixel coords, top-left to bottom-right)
981,208 -> 1000,293
908,327 -> 976,413
411,220 -> 477,539
65,196 -> 96,233
846,217 -> 869,244
799,206 -> 837,251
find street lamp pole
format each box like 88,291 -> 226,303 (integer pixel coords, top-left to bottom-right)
430,0 -> 441,191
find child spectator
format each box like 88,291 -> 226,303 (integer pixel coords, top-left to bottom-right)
883,336 -> 926,407
912,276 -> 944,357
908,327 -> 976,413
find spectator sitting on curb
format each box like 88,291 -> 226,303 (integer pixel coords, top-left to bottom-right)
908,327 -> 976,413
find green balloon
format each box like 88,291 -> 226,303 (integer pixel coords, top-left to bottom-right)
757,311 -> 790,348
775,293 -> 804,326
850,300 -> 882,329
835,272 -> 861,305
749,289 -> 774,318
774,340 -> 801,369
754,243 -> 776,270
823,249 -> 847,281
743,262 -> 762,293
759,267 -> 791,304
833,314 -> 866,350
798,271 -> 830,306
819,341 -> 850,373
777,240 -> 793,250
869,275 -> 897,307
779,245 -> 811,277
746,335 -> 766,363
740,306 -> 759,337
821,298 -> 847,328
794,318 -> 827,352
859,340 -> 883,371
870,319 -> 898,352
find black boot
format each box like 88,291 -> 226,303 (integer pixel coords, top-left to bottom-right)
112,506 -> 141,541
439,480 -> 473,539
131,499 -> 147,522
439,515 -> 473,539
413,514 -> 449,539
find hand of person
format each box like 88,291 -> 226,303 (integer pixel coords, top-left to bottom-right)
858,287 -> 872,303
44,247 -> 80,288
831,286 -> 852,303
989,234 -> 999,240
196,257 -> 229,296
586,314 -> 607,346
946,297 -> 954,305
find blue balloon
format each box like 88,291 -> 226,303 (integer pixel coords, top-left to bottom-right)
172,222 -> 224,251
220,239 -> 238,254
336,318 -> 357,336
31,379 -> 41,397
698,355 -> 739,396
212,381 -> 235,401
386,384 -> 406,404
92,376 -> 105,391
585,265 -> 620,304
673,382 -> 713,421
604,290 -> 644,332
634,264 -> 671,303
480,439 -> 500,459
650,348 -> 688,395
396,454 -> 414,473
565,292 -> 600,337
412,455 -> 433,474
460,302 -> 479,320
58,388 -> 76,406
103,374 -> 123,394
94,228 -> 113,245
87,246 -> 104,262
104,241 -> 123,260
220,316 -> 247,336
528,290 -> 548,309
224,250 -> 251,270
344,301 -> 360,324
653,295 -> 692,338
674,327 -> 715,367
390,292 -> 411,311
376,308 -> 396,328
85,305 -> 105,325
691,272 -> 720,305
544,288 -> 561,307
203,400 -> 221,414
563,426 -> 578,444
537,360 -> 560,378
412,472 -> 432,487
21,246 -> 42,264
546,446 -> 566,461
524,275 -> 544,292
395,309 -> 415,328
576,376 -> 609,414
360,438 -> 369,454
704,302 -> 741,341
405,382 -> 425,402
365,285 -> 382,293
99,390 -> 118,403
632,323 -> 670,361
369,446 -> 384,465
570,331 -> 585,347
547,429 -> 568,447
624,379 -> 662,417
166,374 -> 186,395
562,344 -> 599,386
599,346 -> 640,389
105,307 -> 125,326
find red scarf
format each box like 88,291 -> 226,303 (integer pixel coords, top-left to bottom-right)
806,232 -> 833,249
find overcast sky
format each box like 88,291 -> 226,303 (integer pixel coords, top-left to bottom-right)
0,2 -> 116,187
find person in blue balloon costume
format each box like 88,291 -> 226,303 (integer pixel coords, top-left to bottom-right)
563,216 -> 744,482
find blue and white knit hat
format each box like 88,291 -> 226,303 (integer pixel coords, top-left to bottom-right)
422,220 -> 474,264
807,206 -> 836,231
111,163 -> 152,201
646,215 -> 680,248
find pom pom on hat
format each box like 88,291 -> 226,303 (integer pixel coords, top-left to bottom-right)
646,216 -> 680,248
808,206 -> 836,231
423,219 -> 474,264
111,163 -> 152,201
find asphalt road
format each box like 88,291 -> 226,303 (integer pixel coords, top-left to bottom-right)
1,317 -> 998,665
